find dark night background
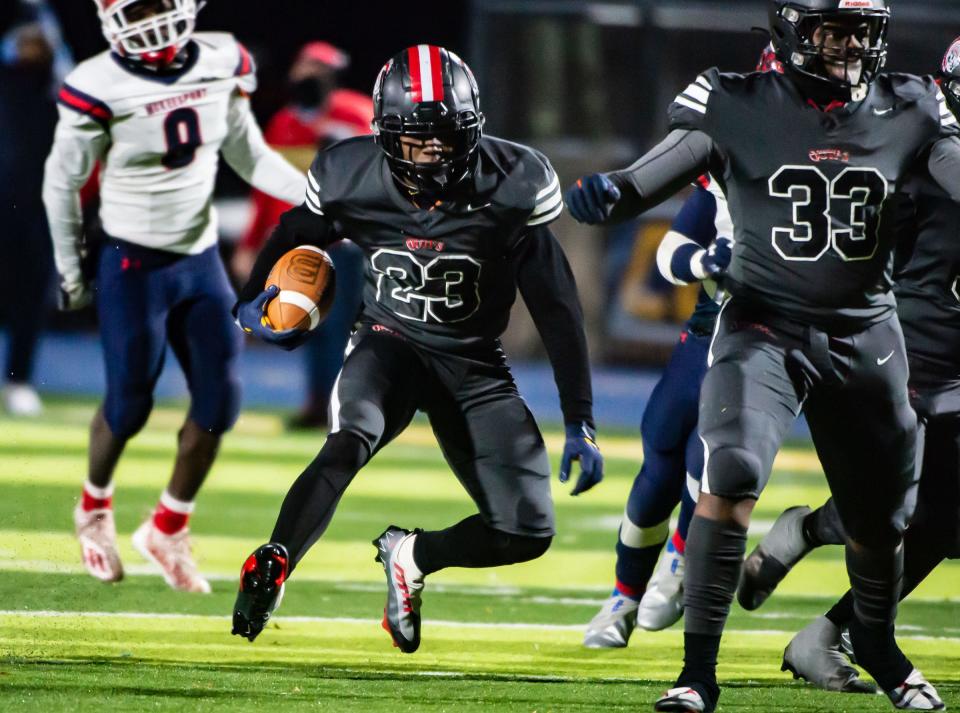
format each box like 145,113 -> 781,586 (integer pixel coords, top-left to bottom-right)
6,1 -> 470,123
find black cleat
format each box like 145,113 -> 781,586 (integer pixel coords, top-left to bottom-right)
231,543 -> 289,642
373,526 -> 424,654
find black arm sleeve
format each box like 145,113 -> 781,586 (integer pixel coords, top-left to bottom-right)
513,226 -> 594,427
928,136 -> 960,203
236,203 -> 337,305
605,129 -> 720,223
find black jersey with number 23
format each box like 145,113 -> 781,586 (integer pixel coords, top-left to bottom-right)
300,135 -> 563,354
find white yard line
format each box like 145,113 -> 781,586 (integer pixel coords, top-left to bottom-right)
2,610 -> 959,643
3,560 -> 958,605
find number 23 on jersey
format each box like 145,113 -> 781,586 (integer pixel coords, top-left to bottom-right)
371,249 -> 482,324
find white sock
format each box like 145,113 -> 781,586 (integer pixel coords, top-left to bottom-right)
394,533 -> 423,584
159,490 -> 195,514
84,480 -> 114,499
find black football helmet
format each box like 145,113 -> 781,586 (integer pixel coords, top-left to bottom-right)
372,45 -> 485,196
940,36 -> 960,118
769,0 -> 890,101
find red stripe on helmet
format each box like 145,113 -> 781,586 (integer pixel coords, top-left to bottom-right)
407,46 -> 423,102
428,45 -> 444,101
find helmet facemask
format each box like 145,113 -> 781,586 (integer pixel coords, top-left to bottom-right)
940,37 -> 960,119
374,108 -> 484,196
95,0 -> 198,65
942,77 -> 960,120
772,4 -> 889,100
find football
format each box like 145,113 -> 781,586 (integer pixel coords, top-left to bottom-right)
264,245 -> 336,331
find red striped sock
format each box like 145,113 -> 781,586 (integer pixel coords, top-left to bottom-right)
614,578 -> 644,600
152,492 -> 194,535
81,482 -> 113,512
671,529 -> 686,555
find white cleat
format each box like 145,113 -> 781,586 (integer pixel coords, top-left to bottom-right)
654,687 -> 708,712
3,383 -> 43,417
583,593 -> 639,648
74,503 -> 124,582
638,538 -> 685,631
887,669 -> 946,710
132,519 -> 211,593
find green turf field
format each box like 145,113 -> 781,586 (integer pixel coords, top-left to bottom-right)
1,400 -> 957,711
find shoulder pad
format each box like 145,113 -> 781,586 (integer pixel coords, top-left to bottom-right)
58,53 -> 117,128
876,72 -> 939,101
669,67 -> 724,130
878,73 -> 958,131
480,137 -> 562,226
193,32 -> 257,92
306,136 -> 380,214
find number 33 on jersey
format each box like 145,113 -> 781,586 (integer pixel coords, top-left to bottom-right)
669,67 -> 958,327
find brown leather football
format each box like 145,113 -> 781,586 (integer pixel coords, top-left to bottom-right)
264,246 -> 336,331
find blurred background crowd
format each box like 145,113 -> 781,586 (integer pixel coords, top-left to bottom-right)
2,0 -> 959,427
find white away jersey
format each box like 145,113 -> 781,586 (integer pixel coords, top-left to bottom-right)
43,33 -> 305,288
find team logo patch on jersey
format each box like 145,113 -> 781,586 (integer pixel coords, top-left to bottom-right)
405,238 -> 445,252
808,149 -> 850,164
943,38 -> 960,75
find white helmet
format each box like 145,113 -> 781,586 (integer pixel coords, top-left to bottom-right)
93,0 -> 198,64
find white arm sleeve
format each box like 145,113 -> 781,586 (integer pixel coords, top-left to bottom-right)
656,230 -> 707,285
221,91 -> 307,205
42,108 -> 109,290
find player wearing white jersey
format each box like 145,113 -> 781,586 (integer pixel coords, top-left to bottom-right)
42,0 -> 306,592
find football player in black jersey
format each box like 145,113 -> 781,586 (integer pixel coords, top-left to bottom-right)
735,37 -> 960,708
228,46 -> 603,654
565,1 -> 960,710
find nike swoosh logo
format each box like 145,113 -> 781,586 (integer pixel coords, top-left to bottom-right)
873,107 -> 894,116
463,202 -> 491,213
877,351 -> 895,366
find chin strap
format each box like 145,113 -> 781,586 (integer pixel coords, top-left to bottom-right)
120,44 -> 188,72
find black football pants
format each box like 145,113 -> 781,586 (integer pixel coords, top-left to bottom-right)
686,301 -> 918,685
271,325 -> 554,569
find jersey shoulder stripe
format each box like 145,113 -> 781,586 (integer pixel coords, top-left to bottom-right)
675,76 -> 713,115
936,87 -> 959,127
235,42 -> 255,77
58,82 -> 112,128
305,169 -> 324,215
528,171 -> 562,226
668,68 -> 723,131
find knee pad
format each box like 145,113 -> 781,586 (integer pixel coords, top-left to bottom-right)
330,398 -> 385,454
843,482 -> 916,549
189,372 -> 241,435
489,530 -> 552,565
702,445 -> 765,498
314,431 -> 371,472
104,388 -> 153,439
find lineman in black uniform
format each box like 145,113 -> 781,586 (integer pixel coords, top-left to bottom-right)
736,39 -> 960,705
229,46 -> 603,654
565,1 -> 960,710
